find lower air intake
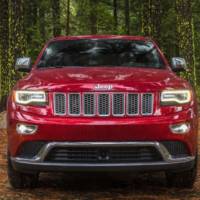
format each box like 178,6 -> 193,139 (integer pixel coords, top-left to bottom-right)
45,146 -> 163,163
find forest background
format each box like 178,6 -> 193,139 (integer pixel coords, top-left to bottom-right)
0,0 -> 199,110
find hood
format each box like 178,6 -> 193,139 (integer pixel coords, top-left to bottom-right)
16,67 -> 190,92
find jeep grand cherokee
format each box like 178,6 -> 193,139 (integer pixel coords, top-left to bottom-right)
7,35 -> 198,188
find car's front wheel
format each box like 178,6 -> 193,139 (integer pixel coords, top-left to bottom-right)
165,154 -> 198,188
7,155 -> 39,189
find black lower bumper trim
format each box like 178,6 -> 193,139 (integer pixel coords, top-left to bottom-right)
11,159 -> 195,173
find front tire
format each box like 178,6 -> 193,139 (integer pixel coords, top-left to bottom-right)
7,155 -> 39,189
165,154 -> 198,188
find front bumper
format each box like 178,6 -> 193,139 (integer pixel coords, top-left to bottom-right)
11,141 -> 195,173
7,108 -> 198,157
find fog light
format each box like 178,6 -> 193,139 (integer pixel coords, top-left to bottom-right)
16,124 -> 38,135
170,123 -> 190,134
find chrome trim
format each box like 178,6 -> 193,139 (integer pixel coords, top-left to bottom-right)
53,92 -> 154,117
82,93 -> 96,116
53,93 -> 67,116
112,93 -> 126,117
94,84 -> 113,91
97,93 -> 111,117
126,93 -> 140,116
141,93 -> 154,116
12,142 -> 195,164
68,93 -> 81,116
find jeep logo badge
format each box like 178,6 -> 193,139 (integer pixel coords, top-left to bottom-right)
94,84 -> 113,91
98,150 -> 110,161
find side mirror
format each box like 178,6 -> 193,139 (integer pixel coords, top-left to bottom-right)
15,57 -> 32,72
171,57 -> 187,72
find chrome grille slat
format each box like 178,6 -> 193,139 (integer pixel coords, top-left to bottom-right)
127,93 -> 139,115
68,93 -> 81,115
141,93 -> 153,115
54,93 -> 66,115
113,93 -> 125,116
98,94 -> 110,116
54,92 -> 154,117
83,93 -> 95,116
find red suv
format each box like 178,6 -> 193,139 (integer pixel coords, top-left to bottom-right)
7,35 -> 198,189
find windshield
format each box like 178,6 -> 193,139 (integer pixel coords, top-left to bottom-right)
37,39 -> 165,69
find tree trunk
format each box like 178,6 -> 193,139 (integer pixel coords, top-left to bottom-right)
0,0 -> 9,110
176,0 -> 196,85
66,0 -> 70,35
10,0 -> 26,84
10,0 -> 26,60
191,18 -> 197,88
141,0 -> 150,36
39,3 -> 46,43
113,0 -> 118,33
89,0 -> 98,34
51,0 -> 61,36
151,0 -> 162,43
124,0 -> 130,34
24,0 -> 38,43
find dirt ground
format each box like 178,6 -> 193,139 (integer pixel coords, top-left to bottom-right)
0,122 -> 200,199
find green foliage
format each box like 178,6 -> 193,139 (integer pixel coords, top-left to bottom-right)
1,0 -> 200,107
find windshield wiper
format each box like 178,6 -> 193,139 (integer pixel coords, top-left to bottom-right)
37,65 -> 64,69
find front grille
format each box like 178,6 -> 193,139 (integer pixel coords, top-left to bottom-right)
98,94 -> 110,116
113,94 -> 125,116
142,93 -> 153,115
53,92 -> 154,117
69,93 -> 81,115
161,141 -> 189,158
127,93 -> 139,115
54,93 -> 66,115
45,146 -> 162,163
84,93 -> 95,116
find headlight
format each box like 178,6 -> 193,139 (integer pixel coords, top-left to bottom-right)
161,90 -> 191,105
14,90 -> 47,105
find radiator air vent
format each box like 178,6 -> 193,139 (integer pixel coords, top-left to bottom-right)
54,92 -> 154,117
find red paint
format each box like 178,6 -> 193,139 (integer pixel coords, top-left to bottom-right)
7,35 -> 198,157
